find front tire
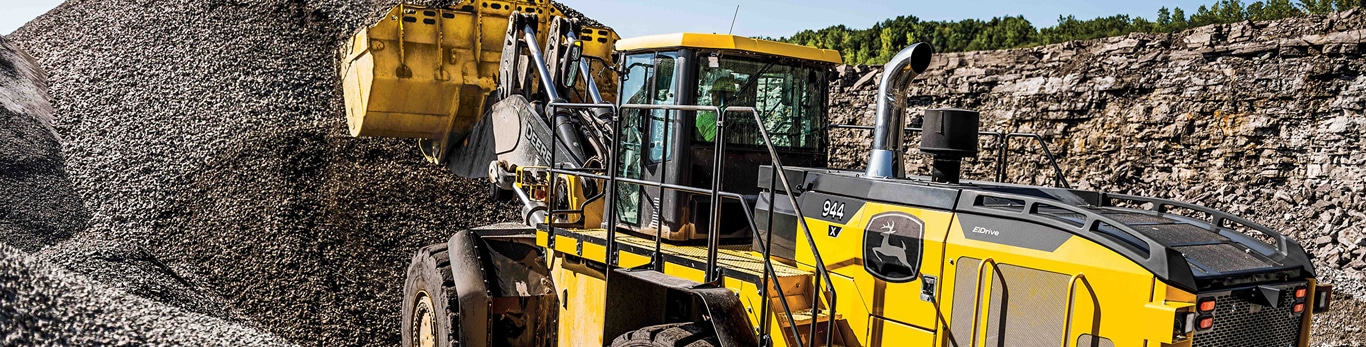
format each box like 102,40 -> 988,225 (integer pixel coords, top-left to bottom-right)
402,243 -> 460,347
609,322 -> 719,347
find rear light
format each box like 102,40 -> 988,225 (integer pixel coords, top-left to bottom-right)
1198,298 -> 1216,312
1314,284 -> 1334,313
1295,287 -> 1307,299
1293,302 -> 1305,314
1197,316 -> 1214,330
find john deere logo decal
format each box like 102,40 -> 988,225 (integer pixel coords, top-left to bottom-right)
863,212 -> 924,283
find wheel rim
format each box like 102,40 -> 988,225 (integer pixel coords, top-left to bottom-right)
412,291 -> 437,347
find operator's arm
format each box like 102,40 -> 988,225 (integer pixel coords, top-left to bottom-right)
696,111 -> 716,142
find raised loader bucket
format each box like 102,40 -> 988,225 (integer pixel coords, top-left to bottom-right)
340,2 -> 562,141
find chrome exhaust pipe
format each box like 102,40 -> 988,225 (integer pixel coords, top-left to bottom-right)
865,43 -> 934,179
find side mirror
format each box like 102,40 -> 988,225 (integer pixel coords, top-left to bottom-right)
563,43 -> 583,88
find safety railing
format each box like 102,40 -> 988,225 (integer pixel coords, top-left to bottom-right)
829,124 -> 1070,188
514,18 -> 839,345
542,101 -> 837,347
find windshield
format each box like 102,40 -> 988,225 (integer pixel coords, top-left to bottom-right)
694,56 -> 827,150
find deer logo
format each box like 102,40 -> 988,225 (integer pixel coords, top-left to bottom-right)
863,212 -> 924,283
872,221 -> 911,268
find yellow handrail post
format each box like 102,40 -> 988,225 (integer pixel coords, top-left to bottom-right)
970,258 -> 1000,347
1061,273 -> 1088,347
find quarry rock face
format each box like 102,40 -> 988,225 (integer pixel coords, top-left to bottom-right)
828,11 -> 1366,345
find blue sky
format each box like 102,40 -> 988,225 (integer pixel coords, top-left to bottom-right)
565,0 -> 1221,38
3,0 -> 1221,37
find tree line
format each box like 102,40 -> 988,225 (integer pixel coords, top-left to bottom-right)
775,0 -> 1364,65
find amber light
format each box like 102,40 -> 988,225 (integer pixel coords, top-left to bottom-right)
1295,287 -> 1307,299
1293,303 -> 1305,314
1198,316 -> 1214,330
1198,299 -> 1216,312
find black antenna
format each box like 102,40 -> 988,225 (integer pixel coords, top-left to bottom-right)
728,5 -> 740,35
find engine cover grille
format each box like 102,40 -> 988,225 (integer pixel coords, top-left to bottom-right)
1192,283 -> 1305,347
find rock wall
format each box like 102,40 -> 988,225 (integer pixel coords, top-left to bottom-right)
827,11 -> 1366,339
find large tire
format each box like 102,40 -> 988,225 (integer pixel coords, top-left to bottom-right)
402,243 -> 461,347
609,323 -> 719,347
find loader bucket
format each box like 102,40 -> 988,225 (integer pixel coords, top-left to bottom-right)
341,2 -> 619,164
342,4 -> 500,140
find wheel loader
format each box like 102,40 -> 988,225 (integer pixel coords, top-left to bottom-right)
340,2 -> 1333,346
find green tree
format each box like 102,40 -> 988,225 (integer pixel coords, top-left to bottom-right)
1299,0 -> 1336,14
774,0 -> 1356,64
1173,7 -> 1189,29
1255,0 -> 1304,20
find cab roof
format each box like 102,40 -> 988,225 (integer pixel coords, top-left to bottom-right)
615,33 -> 843,65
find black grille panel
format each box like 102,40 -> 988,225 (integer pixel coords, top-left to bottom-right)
1134,223 -> 1229,245
1178,243 -> 1275,272
1192,284 -> 1304,347
1100,212 -> 1173,225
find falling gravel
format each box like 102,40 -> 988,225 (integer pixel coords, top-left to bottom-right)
0,0 -> 615,344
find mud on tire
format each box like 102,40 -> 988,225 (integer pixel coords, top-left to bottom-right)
402,243 -> 461,347
609,322 -> 719,347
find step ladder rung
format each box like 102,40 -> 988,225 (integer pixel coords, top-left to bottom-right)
777,308 -> 842,328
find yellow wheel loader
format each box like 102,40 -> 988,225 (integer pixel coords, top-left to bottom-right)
341,3 -> 1333,346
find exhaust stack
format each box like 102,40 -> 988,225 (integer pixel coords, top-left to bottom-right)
866,43 -> 934,178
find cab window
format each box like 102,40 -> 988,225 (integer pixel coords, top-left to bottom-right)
695,56 -> 826,151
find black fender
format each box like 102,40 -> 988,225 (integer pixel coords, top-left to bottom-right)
604,268 -> 759,347
448,226 -> 558,347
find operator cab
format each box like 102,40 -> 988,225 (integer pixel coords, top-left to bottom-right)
609,33 -> 841,242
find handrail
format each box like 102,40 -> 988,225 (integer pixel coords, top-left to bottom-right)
546,167 -> 811,347
1000,133 -> 1070,189
620,103 -> 757,283
530,26 -> 830,343
970,258 -> 1000,347
828,124 -> 1070,188
741,106 -> 841,347
619,103 -> 840,346
1060,273 -> 1088,347
549,101 -> 815,346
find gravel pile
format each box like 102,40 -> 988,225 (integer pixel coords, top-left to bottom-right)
0,243 -> 292,346
0,36 -> 86,253
1,0 -> 612,344
0,36 -> 288,345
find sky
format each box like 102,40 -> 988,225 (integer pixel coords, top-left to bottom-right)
2,0 -> 1222,37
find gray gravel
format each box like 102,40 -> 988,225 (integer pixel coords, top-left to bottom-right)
0,36 -> 87,253
2,0 -> 584,345
0,242 -> 293,346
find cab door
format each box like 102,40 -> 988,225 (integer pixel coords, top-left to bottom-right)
615,51 -> 680,229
